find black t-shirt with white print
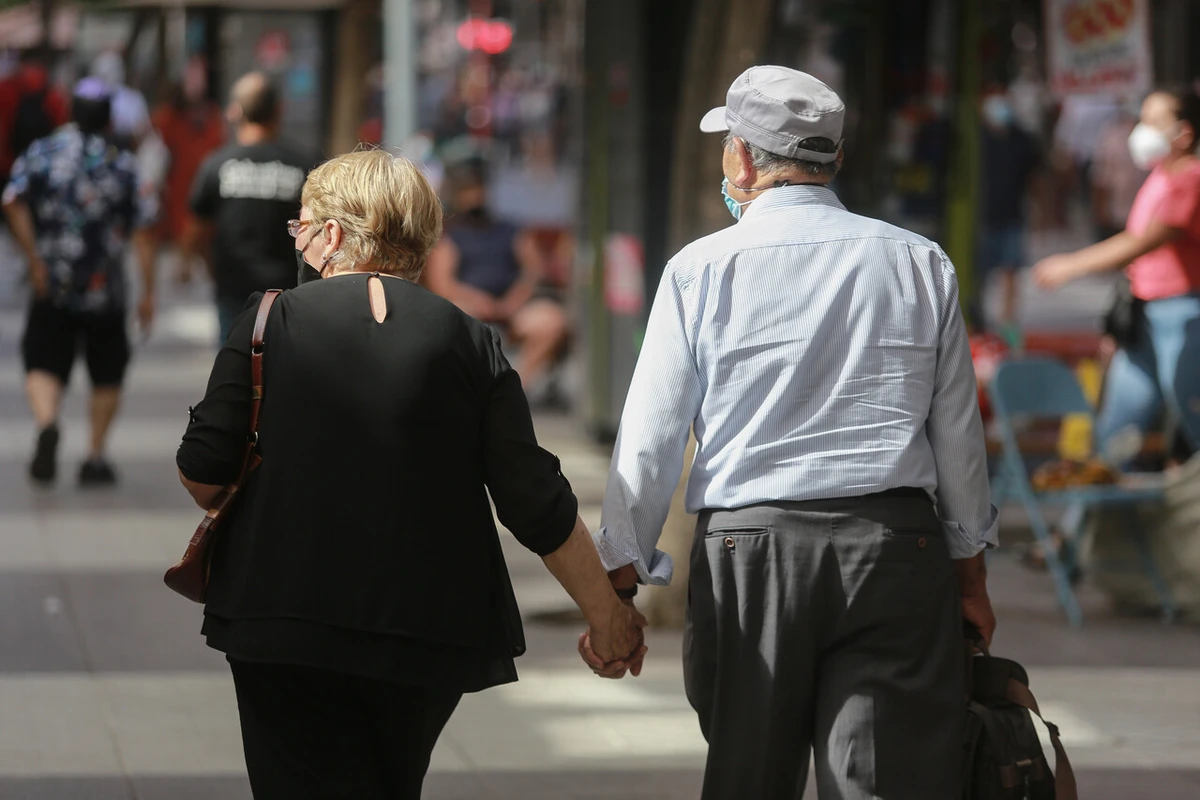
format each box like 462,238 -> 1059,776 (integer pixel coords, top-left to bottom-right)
190,141 -> 310,301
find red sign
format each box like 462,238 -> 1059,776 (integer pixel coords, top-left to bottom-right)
1046,0 -> 1151,97
456,18 -> 513,55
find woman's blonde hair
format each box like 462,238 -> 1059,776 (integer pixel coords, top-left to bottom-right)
301,149 -> 443,280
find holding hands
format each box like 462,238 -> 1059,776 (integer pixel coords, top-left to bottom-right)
579,564 -> 648,679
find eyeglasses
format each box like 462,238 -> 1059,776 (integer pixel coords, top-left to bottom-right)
287,219 -> 313,238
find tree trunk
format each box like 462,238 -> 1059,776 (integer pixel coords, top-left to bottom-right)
327,0 -> 377,156
644,0 -> 774,628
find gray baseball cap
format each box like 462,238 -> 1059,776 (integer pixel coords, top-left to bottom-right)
700,66 -> 845,164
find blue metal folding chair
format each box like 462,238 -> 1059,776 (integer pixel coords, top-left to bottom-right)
987,357 -> 1175,627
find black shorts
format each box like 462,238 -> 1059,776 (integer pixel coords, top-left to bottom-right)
22,300 -> 130,387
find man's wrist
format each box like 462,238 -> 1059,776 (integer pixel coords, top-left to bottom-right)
608,563 -> 639,591
953,552 -> 988,595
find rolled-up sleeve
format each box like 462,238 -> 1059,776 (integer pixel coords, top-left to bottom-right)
176,295 -> 260,485
927,251 -> 999,558
482,328 -> 579,556
595,265 -> 702,585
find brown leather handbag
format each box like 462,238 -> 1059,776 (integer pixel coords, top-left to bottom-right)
164,290 -> 281,603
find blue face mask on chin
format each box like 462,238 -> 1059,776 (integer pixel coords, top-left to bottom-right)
722,177 -> 753,221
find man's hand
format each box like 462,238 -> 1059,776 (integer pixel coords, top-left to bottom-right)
28,257 -> 50,299
954,553 -> 996,646
137,293 -> 155,334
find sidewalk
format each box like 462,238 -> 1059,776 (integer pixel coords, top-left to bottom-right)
0,257 -> 1196,800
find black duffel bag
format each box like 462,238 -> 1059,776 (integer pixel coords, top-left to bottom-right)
962,628 -> 1079,799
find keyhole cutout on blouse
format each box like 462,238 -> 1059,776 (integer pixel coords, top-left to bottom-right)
367,273 -> 387,323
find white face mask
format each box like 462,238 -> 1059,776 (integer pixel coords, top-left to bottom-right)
1128,123 -> 1175,170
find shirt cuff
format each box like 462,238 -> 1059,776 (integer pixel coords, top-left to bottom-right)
941,504 -> 1000,560
593,526 -> 674,586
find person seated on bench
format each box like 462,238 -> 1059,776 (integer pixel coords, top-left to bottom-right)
425,162 -> 570,391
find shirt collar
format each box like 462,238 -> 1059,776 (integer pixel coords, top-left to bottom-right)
739,184 -> 845,222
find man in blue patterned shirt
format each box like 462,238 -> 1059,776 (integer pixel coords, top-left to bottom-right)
2,77 -> 157,486
583,67 -> 998,799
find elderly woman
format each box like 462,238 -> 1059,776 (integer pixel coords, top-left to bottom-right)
175,150 -> 644,799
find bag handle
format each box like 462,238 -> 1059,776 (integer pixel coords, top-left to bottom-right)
964,624 -> 1078,800
233,290 -> 281,487
1004,678 -> 1079,800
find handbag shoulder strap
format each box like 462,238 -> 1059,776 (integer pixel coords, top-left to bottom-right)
1006,677 -> 1079,800
235,290 -> 282,484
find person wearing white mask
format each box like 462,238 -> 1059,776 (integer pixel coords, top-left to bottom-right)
1035,87 -> 1200,462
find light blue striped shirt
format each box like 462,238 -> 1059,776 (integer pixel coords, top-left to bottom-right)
595,185 -> 998,584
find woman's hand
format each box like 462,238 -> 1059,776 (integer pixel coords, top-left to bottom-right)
1032,254 -> 1079,291
581,599 -> 647,678
579,599 -> 648,679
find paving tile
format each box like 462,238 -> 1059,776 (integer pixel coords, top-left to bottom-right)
0,572 -> 88,672
96,673 -> 248,776
424,769 -> 706,800
130,776 -> 253,800
0,778 -> 132,800
57,572 -> 227,672
0,676 -> 123,776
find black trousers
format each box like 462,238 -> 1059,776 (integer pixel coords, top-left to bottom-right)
684,491 -> 964,799
229,659 -> 461,799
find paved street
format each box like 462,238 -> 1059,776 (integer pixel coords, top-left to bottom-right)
0,253 -> 1198,800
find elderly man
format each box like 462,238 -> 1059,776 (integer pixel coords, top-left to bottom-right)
586,67 -> 997,798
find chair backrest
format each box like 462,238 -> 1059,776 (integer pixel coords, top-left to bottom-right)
988,357 -> 1093,419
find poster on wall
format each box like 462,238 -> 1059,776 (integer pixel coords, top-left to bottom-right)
1046,0 -> 1152,97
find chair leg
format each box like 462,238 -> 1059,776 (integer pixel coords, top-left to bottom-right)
1019,491 -> 1084,627
1058,502 -> 1087,577
1125,507 -> 1178,623
990,462 -> 1013,508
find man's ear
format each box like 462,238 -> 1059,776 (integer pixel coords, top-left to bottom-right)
732,137 -> 756,187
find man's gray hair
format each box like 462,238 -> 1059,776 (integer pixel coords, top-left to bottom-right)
724,133 -> 840,180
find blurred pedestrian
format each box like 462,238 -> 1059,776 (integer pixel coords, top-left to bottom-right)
1053,93 -> 1118,219
425,162 -> 569,391
0,51 -> 68,191
151,57 -> 224,279
187,72 -> 308,343
91,51 -> 170,240
175,149 -> 645,799
1,78 -> 158,486
584,67 -> 996,800
90,51 -> 151,151
1092,99 -> 1148,241
1035,86 -> 1200,460
977,89 -> 1041,335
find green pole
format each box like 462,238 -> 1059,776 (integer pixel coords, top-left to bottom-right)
942,0 -> 981,320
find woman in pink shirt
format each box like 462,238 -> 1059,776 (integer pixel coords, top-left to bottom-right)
1035,87 -> 1200,459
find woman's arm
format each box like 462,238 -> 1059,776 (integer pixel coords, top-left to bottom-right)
178,471 -> 223,509
176,297 -> 259,499
541,515 -> 646,664
479,329 -> 645,664
1034,219 -> 1179,290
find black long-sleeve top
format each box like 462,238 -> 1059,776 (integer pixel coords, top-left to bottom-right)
176,274 -> 578,691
